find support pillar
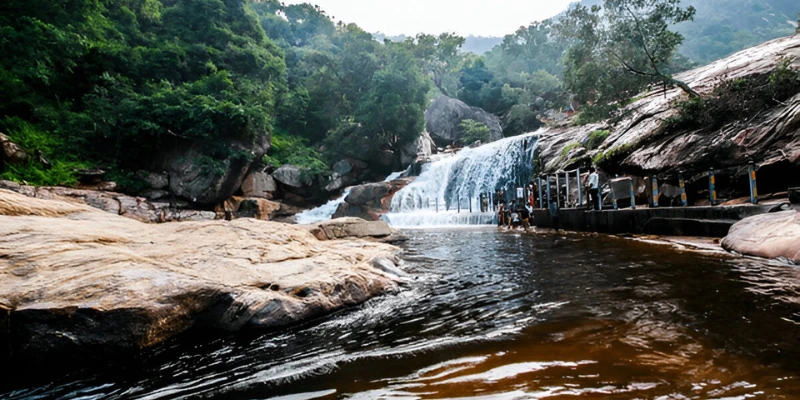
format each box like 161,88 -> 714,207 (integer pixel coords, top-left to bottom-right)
629,179 -> 636,210
651,175 -> 659,208
709,168 -> 717,205
576,168 -> 583,208
538,176 -> 544,209
748,161 -> 758,205
678,172 -> 688,206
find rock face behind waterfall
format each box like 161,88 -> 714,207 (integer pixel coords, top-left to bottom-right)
537,36 -> 800,185
425,96 -> 503,147
0,189 -> 402,368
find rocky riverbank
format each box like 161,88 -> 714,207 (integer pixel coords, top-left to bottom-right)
0,189 -> 406,369
536,35 -> 800,203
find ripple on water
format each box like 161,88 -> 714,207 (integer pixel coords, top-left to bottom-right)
5,229 -> 800,399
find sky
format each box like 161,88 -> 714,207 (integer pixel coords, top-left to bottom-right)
281,0 -> 576,37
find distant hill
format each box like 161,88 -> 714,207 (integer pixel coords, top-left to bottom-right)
675,0 -> 798,64
462,36 -> 504,54
373,33 -> 503,55
575,0 -> 798,65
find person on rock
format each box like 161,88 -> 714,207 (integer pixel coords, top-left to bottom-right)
584,167 -> 600,210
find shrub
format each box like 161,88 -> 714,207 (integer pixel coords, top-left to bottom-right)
662,59 -> 800,133
459,119 -> 491,145
263,128 -> 329,179
0,117 -> 91,186
586,130 -> 610,150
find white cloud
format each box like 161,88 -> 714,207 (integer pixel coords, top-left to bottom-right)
281,0 -> 575,37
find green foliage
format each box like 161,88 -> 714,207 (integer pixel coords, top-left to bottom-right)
592,142 -> 636,168
675,0 -> 797,65
662,60 -> 800,133
586,130 -> 610,150
503,105 -> 542,137
0,117 -> 91,186
459,119 -> 491,145
561,142 -> 582,157
263,129 -> 328,179
574,104 -> 621,125
557,0 -> 697,107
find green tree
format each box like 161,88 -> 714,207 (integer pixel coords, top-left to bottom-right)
459,119 -> 491,145
402,33 -> 466,97
557,0 -> 698,109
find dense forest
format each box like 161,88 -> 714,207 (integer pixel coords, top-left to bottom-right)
0,0 -> 797,202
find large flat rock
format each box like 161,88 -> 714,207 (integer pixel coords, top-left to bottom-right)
0,189 -> 403,366
722,210 -> 800,263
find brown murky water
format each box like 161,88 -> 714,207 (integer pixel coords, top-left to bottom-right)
4,229 -> 800,399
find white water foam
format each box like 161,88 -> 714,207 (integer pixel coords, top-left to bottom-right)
383,131 -> 540,227
294,188 -> 351,225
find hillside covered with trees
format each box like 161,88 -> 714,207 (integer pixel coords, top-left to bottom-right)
1,0 -> 797,206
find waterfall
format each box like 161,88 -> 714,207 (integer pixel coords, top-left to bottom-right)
295,188 -> 352,225
294,169 -> 407,225
383,131 -> 539,227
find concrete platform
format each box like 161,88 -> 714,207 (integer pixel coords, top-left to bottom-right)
532,204 -> 785,237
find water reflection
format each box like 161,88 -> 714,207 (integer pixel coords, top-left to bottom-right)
4,229 -> 800,399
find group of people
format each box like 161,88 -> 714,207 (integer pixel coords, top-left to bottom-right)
496,199 -> 533,231
492,166 -> 602,232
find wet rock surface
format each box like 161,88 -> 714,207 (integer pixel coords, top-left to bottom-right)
722,209 -> 800,263
333,179 -> 414,221
0,189 -> 403,367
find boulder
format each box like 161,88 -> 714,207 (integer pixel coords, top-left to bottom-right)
425,96 -> 503,147
332,202 -> 377,221
241,171 -> 277,199
345,182 -> 391,208
0,133 -> 28,165
219,196 -> 282,220
302,217 -> 393,240
332,159 -> 354,176
0,189 -> 403,368
325,159 -> 366,192
273,164 -> 305,188
722,209 -> 800,263
400,131 -> 437,167
136,170 -> 169,190
159,135 -> 270,206
333,179 -> 414,221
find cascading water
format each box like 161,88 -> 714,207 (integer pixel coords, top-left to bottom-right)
294,188 -> 352,224
294,169 -> 409,225
383,131 -> 539,227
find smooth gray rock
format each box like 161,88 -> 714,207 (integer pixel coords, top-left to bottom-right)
332,160 -> 353,176
136,171 -> 169,190
241,171 -> 277,198
345,182 -> 390,207
400,131 -> 437,167
722,210 -> 800,263
425,96 -> 503,147
273,164 -> 304,188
